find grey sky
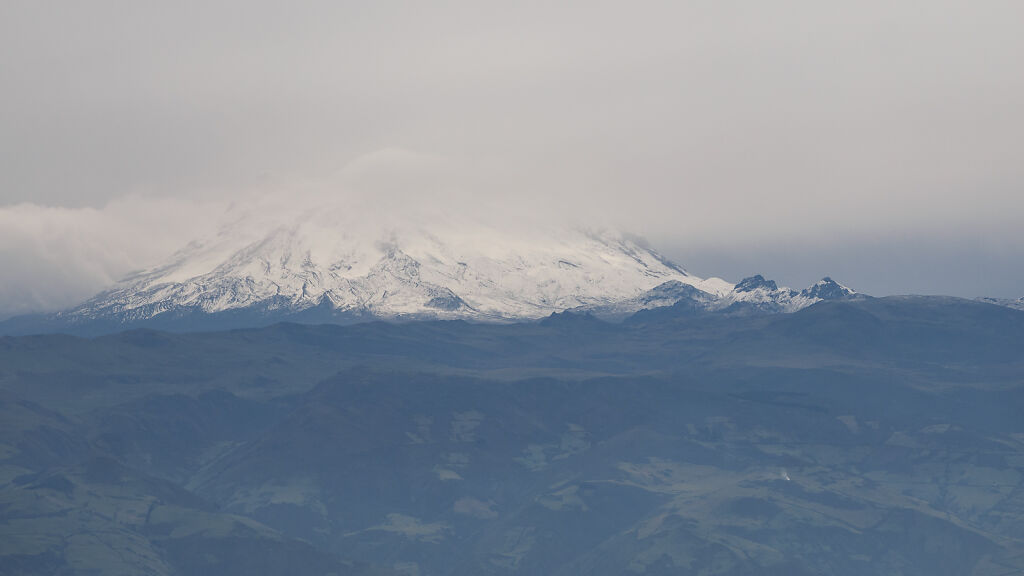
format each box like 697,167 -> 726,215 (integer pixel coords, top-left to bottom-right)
1,1 -> 1022,316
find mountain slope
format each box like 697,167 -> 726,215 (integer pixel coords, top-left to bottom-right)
2,299 -> 1023,575
0,201 -> 876,335
60,206 -> 728,327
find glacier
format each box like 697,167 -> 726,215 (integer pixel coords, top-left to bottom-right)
22,203 -> 860,331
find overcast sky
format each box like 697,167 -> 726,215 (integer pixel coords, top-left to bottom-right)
1,1 -> 1023,317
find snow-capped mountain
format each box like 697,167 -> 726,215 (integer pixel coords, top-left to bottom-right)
60,203 -> 729,326
574,280 -> 723,319
587,275 -> 856,321
14,200 -> 865,333
708,275 -> 855,314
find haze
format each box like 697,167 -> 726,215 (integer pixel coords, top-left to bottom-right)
2,1 -> 1023,317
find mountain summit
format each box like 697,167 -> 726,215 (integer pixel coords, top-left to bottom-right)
1,203 -> 869,334
59,204 -> 731,327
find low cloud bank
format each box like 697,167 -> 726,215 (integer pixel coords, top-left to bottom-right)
0,197 -> 226,318
2,146 -> 1022,318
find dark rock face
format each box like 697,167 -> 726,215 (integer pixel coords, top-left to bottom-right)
424,291 -> 468,311
641,280 -> 716,304
801,277 -> 853,300
734,275 -> 778,293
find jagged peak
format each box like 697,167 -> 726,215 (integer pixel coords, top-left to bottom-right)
734,275 -> 778,293
801,277 -> 855,300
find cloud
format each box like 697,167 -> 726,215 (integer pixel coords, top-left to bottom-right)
2,141 -> 1023,319
0,149 -> 513,318
2,2 -> 1024,312
0,196 -> 226,318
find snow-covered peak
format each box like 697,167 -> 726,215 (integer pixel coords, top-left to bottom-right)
734,275 -> 779,293
51,196 -> 864,329
65,204 -> 718,324
800,277 -> 855,300
703,275 -> 857,315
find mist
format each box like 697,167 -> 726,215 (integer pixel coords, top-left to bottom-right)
2,1 -> 1023,316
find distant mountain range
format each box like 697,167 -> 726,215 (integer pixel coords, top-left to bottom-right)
1,204 -> 1021,576
0,204 -> 865,335
0,205 -> 1018,336
3,295 -> 1024,575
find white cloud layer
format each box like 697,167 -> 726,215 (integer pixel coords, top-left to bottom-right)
1,146 -> 1021,319
1,2 -> 1023,315
0,197 -> 227,317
